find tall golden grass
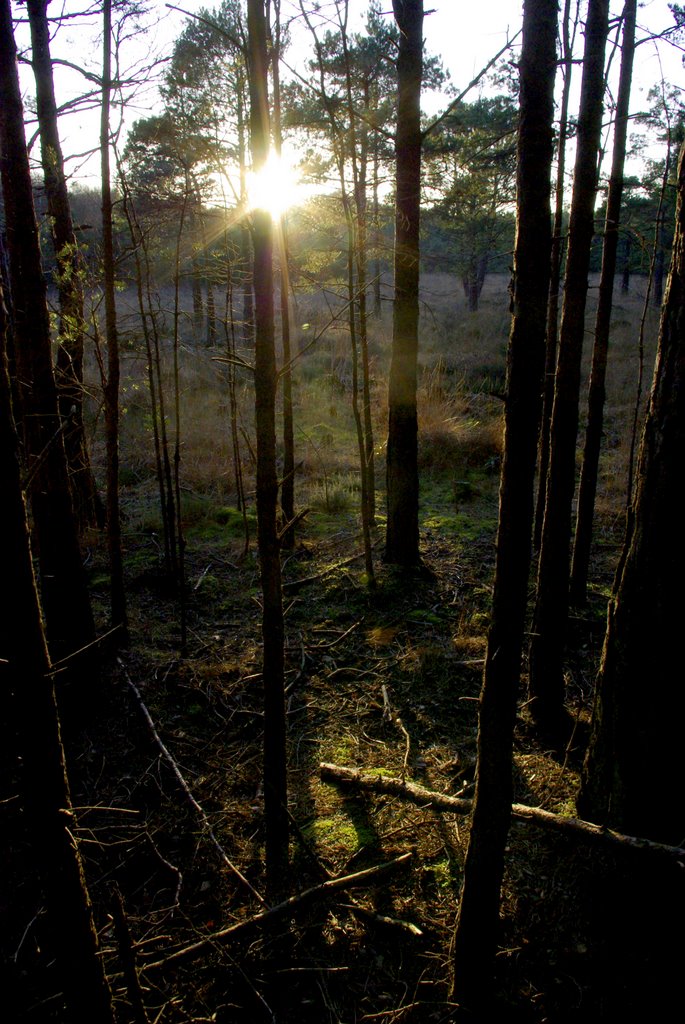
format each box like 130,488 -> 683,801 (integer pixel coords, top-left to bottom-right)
82,271 -> 659,531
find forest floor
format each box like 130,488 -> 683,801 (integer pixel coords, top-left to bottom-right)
4,274 -> 681,1022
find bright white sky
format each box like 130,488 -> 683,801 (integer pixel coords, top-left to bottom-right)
12,0 -> 685,185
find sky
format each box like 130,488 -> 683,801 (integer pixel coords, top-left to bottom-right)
12,0 -> 685,186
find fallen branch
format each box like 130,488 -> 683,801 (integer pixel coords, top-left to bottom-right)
141,852 -> 413,971
319,763 -> 685,862
119,659 -> 267,908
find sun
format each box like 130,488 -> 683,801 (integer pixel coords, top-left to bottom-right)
247,150 -> 305,219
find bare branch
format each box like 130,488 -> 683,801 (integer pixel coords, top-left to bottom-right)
421,30 -> 521,141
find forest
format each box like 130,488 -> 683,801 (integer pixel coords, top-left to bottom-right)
1,0 -> 684,1020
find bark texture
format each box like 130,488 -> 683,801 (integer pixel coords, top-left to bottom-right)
385,0 -> 423,566
27,0 -> 102,530
0,0 -> 94,661
450,0 -> 558,1006
101,0 -> 128,636
578,141 -> 685,846
247,0 -> 289,895
571,0 -> 636,604
0,276 -> 113,1023
529,0 -> 610,735
535,0 -> 577,550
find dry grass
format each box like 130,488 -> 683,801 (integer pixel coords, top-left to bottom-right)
81,271 -> 660,546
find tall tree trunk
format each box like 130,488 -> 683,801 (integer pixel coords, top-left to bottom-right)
271,0 -> 296,548
339,14 -> 376,556
0,0 -> 94,663
247,0 -> 289,897
238,76 -> 254,345
621,231 -> 632,292
101,0 -> 128,638
450,0 -> 557,1006
301,0 -> 375,583
372,134 -> 382,319
385,0 -> 423,567
571,0 -> 636,605
122,195 -> 177,576
534,0 -> 578,550
653,207 -> 667,307
192,254 -> 204,337
0,268 -> 114,1024
578,140 -> 685,846
27,0 -> 102,531
529,0 -> 610,738
172,183 -> 190,651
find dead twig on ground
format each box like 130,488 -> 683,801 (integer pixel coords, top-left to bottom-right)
119,658 -> 268,908
141,852 -> 413,971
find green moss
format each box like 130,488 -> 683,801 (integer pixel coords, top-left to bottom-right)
427,856 -> 460,891
406,608 -> 445,626
303,812 -> 376,856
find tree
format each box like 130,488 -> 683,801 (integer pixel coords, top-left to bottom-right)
247,0 -> 289,895
297,0 -> 380,582
570,0 -> 637,605
385,0 -> 423,567
101,0 -> 128,638
26,0 -> 102,531
270,1 -> 295,546
0,0 -> 94,662
529,0 -> 610,739
0,21 -> 112,1021
424,94 -> 518,312
577,138 -> 685,846
534,0 -> 581,550
450,0 -> 557,1006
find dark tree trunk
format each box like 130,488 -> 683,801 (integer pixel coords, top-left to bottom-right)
621,232 -> 632,292
0,0 -> 94,663
0,273 -> 114,1024
571,0 -> 636,606
354,79 -> 375,520
238,80 -> 254,345
450,0 -> 557,1007
462,254 -> 489,312
385,0 -> 423,567
300,1 -> 376,582
101,0 -> 128,639
206,277 -> 217,345
27,0 -> 102,531
121,194 -> 178,577
271,2 -> 296,549
192,255 -> 204,335
372,138 -> 382,318
534,0 -> 577,551
529,0 -> 610,738
247,0 -> 289,897
578,140 -> 685,846
653,208 -> 666,307
279,242 -> 296,547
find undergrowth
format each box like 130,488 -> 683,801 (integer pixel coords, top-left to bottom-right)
4,273 -> 672,1023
